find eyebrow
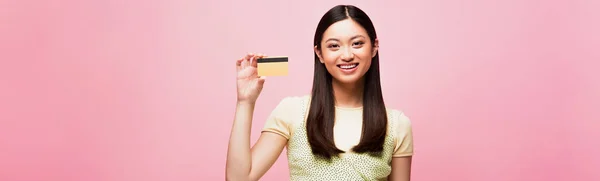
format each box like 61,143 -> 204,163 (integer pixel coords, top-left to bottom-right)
324,35 -> 366,42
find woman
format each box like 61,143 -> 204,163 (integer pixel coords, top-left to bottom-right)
226,4 -> 413,181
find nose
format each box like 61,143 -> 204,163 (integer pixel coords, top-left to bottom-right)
340,47 -> 354,62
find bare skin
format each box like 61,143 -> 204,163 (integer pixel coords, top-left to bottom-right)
225,19 -> 411,181
225,53 -> 288,181
314,19 -> 412,181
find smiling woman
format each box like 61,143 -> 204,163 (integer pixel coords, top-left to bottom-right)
226,4 -> 413,181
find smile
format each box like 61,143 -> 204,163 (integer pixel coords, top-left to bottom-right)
337,63 -> 359,69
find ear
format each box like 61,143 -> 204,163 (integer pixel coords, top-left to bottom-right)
372,38 -> 379,58
314,45 -> 324,63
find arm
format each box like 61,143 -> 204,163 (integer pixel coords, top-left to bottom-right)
388,156 -> 412,181
389,110 -> 414,181
226,53 -> 287,181
225,102 -> 287,181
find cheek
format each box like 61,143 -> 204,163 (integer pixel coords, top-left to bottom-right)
356,47 -> 373,58
321,47 -> 373,64
356,48 -> 374,68
322,52 -> 339,64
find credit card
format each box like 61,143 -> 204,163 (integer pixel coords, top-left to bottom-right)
256,56 -> 288,76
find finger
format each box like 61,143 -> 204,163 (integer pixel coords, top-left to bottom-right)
257,53 -> 267,62
257,76 -> 267,85
249,56 -> 255,68
251,53 -> 264,67
241,58 -> 247,69
242,52 -> 254,69
236,57 -> 244,71
242,54 -> 250,69
244,53 -> 254,61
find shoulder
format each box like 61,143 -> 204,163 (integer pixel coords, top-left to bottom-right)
386,108 -> 415,157
269,94 -> 311,123
273,94 -> 311,111
262,95 -> 311,139
386,108 -> 413,135
391,109 -> 411,125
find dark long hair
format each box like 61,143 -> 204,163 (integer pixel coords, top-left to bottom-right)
307,5 -> 388,160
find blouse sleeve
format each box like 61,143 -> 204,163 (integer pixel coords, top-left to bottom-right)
393,111 -> 414,157
261,97 -> 294,139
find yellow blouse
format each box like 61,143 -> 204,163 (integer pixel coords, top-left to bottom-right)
261,95 -> 414,180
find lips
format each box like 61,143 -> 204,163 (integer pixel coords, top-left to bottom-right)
337,63 -> 359,69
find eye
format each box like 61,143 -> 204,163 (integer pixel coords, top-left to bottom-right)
352,41 -> 365,47
327,43 -> 340,49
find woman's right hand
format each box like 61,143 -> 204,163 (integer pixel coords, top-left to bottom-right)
236,53 -> 267,104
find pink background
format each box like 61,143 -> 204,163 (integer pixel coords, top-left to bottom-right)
1,0 -> 599,180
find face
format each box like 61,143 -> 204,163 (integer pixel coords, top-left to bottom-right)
315,19 -> 378,85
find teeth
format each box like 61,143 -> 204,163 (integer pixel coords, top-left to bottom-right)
340,64 -> 357,69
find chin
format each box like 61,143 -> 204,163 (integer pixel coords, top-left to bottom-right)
332,74 -> 364,85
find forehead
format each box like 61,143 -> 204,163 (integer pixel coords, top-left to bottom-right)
322,19 -> 368,40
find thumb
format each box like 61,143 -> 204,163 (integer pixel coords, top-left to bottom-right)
257,76 -> 267,85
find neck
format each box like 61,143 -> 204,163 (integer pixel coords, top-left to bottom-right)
332,78 -> 364,108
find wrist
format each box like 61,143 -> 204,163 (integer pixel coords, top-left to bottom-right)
236,100 -> 256,106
